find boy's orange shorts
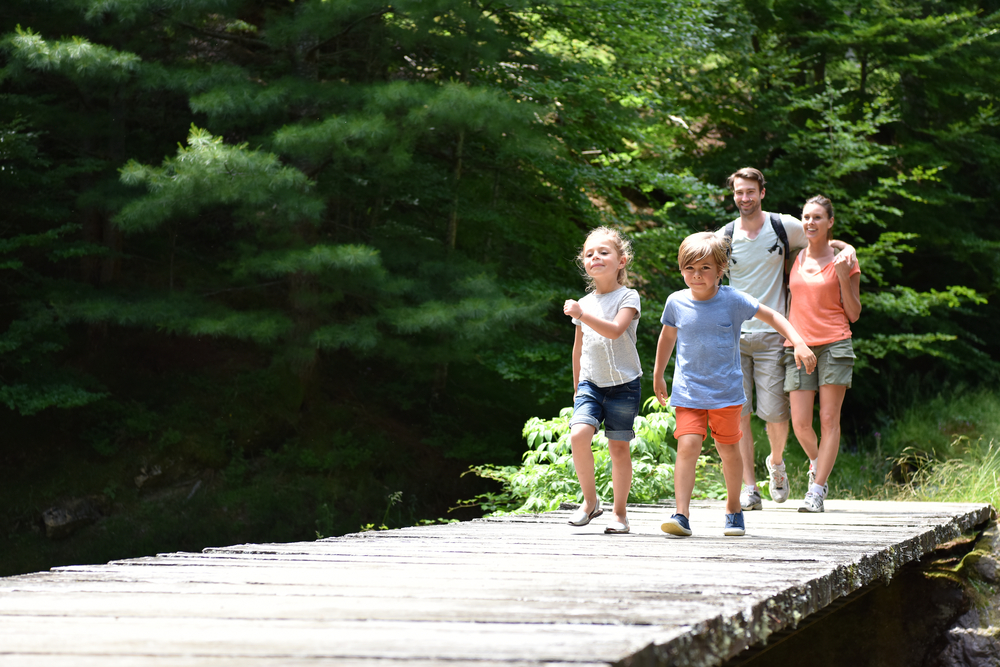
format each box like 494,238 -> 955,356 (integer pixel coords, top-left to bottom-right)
673,405 -> 743,445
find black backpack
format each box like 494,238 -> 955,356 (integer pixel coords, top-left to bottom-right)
722,212 -> 791,297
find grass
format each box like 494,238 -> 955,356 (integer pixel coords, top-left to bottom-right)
747,388 -> 1000,507
893,439 -> 1000,508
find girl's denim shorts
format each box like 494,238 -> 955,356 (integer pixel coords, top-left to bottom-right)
569,377 -> 641,441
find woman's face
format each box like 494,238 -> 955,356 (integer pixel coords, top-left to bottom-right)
802,202 -> 833,241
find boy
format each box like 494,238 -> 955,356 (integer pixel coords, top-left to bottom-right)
653,233 -> 815,537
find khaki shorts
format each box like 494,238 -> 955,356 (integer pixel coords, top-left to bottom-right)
740,331 -> 789,423
784,338 -> 855,391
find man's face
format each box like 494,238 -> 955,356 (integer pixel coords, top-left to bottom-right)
732,177 -> 764,218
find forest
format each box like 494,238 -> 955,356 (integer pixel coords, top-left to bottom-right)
1,0 -> 999,576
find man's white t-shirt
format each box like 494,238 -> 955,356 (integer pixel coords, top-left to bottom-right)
715,213 -> 807,333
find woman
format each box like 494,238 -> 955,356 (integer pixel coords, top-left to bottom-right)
783,195 -> 862,513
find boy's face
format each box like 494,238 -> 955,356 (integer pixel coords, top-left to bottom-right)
681,254 -> 724,300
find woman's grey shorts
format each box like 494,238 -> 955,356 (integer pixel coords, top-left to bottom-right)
784,338 -> 855,392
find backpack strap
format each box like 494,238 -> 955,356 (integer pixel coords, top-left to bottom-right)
769,212 -> 790,260
768,212 -> 791,307
721,221 -> 736,285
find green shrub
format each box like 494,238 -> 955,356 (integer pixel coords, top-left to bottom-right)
461,398 -> 728,515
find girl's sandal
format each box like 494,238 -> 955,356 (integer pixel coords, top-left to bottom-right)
567,499 -> 603,526
604,518 -> 630,534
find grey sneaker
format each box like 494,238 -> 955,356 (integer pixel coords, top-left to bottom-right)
766,455 -> 789,503
798,490 -> 825,513
740,485 -> 762,511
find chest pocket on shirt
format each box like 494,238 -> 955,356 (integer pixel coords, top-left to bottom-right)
715,323 -> 733,348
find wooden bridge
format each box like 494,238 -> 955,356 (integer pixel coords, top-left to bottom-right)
0,499 -> 992,666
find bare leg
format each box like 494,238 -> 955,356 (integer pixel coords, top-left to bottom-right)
715,442 -> 744,514
814,384 -> 848,486
570,423 -> 599,513
608,439 -> 632,524
739,413 -> 756,486
766,420 -> 788,465
674,434 -> 703,518
789,390 -> 819,461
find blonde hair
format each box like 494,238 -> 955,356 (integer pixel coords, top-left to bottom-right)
677,232 -> 729,272
578,226 -> 633,291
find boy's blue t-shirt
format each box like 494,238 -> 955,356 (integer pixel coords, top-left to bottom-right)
660,285 -> 760,410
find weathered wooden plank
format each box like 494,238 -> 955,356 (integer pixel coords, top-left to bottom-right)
0,500 -> 991,667
0,616 -> 660,661
0,659 -> 593,667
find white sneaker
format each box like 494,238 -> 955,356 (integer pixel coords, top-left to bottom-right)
798,492 -> 824,513
766,455 -> 789,503
798,484 -> 828,513
740,485 -> 762,511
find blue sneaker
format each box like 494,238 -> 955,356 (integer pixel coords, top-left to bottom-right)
724,511 -> 746,536
661,513 -> 692,536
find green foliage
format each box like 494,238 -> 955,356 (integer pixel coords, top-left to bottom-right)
3,26 -> 141,81
461,397 -> 729,515
117,126 -> 324,231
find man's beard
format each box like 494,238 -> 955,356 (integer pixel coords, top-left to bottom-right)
740,200 -> 761,218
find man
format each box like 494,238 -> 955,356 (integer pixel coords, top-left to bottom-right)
717,168 -> 855,510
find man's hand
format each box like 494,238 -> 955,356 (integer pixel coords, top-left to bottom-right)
833,253 -> 853,280
832,242 -> 857,269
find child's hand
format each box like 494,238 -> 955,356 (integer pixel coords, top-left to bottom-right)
653,376 -> 669,407
563,299 -> 583,319
793,343 -> 817,375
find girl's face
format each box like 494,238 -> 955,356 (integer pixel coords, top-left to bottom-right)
582,235 -> 625,285
802,202 -> 834,241
680,254 -> 724,300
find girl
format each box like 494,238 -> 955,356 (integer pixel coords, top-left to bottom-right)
784,196 -> 862,513
562,227 -> 641,534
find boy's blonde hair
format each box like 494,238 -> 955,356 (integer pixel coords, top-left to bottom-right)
578,226 -> 633,291
677,232 -> 730,272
